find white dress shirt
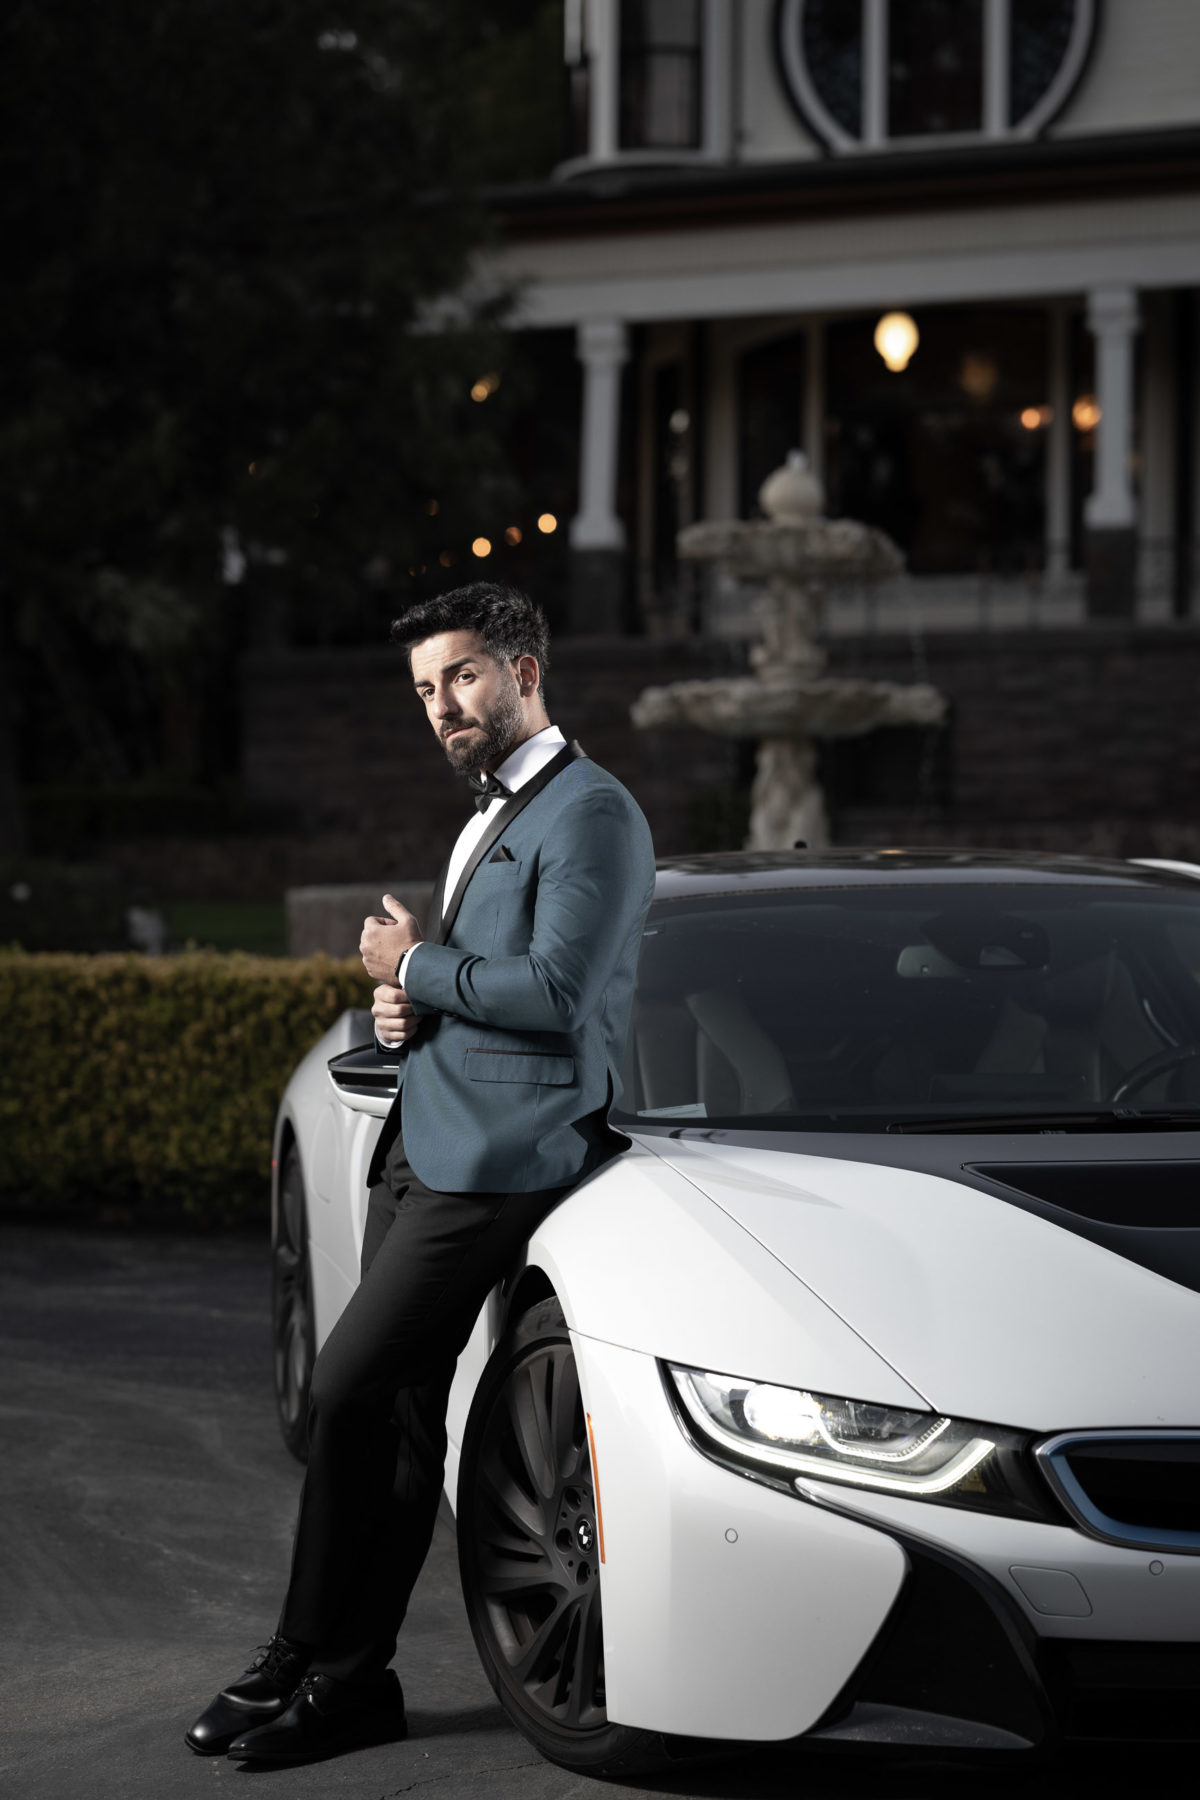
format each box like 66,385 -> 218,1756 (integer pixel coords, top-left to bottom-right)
434,723 -> 567,919
378,725 -> 567,1046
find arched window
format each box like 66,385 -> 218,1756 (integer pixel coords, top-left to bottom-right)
776,0 -> 1095,152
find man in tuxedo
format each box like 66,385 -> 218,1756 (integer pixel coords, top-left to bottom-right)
187,583 -> 655,1765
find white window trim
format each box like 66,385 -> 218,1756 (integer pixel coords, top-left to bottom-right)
555,0 -> 732,177
776,0 -> 1095,156
982,0 -> 1010,137
863,0 -> 886,148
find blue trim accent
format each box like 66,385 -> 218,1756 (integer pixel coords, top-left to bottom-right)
1037,1431 -> 1200,1555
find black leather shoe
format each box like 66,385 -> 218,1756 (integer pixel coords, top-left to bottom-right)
227,1670 -> 407,1764
185,1635 -> 311,1755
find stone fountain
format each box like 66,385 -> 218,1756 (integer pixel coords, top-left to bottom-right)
631,452 -> 947,850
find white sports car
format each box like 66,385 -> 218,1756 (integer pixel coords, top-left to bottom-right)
270,849 -> 1200,1772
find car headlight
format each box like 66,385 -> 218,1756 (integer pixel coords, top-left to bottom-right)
666,1365 -> 1053,1520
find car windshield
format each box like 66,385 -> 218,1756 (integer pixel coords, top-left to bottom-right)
613,882 -> 1200,1133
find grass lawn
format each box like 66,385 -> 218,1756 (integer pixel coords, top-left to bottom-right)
168,900 -> 287,956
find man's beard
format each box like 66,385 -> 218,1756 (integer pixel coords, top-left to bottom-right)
440,680 -> 524,775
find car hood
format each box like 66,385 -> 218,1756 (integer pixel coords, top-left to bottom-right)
643,1134 -> 1200,1432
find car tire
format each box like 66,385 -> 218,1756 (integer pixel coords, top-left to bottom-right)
457,1298 -> 667,1776
271,1143 -> 315,1463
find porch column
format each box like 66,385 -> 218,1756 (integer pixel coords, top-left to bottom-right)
1084,285 -> 1141,617
1045,303 -> 1071,581
569,317 -> 628,632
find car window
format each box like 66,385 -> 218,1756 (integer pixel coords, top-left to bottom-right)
614,884 -> 1200,1132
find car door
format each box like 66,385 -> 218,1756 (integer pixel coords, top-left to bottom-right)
316,1044 -> 398,1338
325,1041 -> 502,1512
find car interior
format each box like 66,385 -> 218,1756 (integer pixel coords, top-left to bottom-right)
617,893 -> 1200,1125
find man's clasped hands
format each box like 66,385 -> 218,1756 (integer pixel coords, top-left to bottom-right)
359,894 -> 424,1049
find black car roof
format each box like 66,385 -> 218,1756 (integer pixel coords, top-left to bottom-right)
652,848 -> 1200,899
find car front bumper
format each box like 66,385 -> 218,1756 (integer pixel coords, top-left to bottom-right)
574,1334 -> 1200,1748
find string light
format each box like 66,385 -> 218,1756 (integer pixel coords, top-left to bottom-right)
504,526 -> 522,546
472,537 -> 491,558
1072,394 -> 1101,431
470,372 -> 501,403
537,513 -> 558,534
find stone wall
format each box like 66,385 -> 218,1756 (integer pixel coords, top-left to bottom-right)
829,621 -> 1200,856
104,624 -> 1200,901
285,881 -> 437,959
238,637 -> 749,879
105,638 -> 746,900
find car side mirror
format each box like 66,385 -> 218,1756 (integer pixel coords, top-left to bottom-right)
327,1044 -> 400,1116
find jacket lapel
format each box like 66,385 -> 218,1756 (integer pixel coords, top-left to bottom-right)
425,861 -> 450,938
431,739 -> 586,945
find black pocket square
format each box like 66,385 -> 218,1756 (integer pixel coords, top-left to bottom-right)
490,845 -> 515,863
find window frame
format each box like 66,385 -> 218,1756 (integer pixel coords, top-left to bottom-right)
775,0 -> 1096,155
557,0 -> 732,175
619,0 -> 704,153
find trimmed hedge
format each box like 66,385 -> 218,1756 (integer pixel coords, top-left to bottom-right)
0,951 -> 368,1224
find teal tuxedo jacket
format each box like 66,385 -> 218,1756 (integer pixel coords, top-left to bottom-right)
369,747 -> 655,1193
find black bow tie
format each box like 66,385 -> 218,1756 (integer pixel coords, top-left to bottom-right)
465,770 -> 512,813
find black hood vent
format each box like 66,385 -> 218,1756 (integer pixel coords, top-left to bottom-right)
967,1160 -> 1200,1229
965,1160 -> 1200,1296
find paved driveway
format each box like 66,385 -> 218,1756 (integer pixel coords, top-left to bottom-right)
0,1221 -> 1170,1799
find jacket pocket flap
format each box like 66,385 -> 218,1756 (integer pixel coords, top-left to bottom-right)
466,1050 -> 575,1085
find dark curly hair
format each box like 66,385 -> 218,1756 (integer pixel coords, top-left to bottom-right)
391,584 -> 550,699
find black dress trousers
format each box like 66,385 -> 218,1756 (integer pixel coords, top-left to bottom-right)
277,1132 -> 567,1684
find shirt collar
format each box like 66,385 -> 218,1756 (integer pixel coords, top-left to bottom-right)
492,724 -> 567,795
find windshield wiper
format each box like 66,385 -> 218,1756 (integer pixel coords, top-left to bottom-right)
887,1108 -> 1200,1135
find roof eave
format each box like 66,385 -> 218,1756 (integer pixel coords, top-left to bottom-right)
488,126 -> 1200,239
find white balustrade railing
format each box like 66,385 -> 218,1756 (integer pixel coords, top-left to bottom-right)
639,539 -> 1198,641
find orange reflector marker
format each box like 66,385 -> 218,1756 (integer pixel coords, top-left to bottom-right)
586,1413 -> 607,1564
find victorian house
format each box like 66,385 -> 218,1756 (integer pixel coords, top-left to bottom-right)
239,2 -> 1200,892
485,0 -> 1200,644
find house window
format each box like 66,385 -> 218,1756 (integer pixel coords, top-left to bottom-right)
653,362 -> 689,585
800,1 -> 863,138
620,0 -> 703,150
824,305 -> 1050,576
888,0 -> 983,138
738,332 -> 809,518
563,0 -> 591,159
1009,0 -> 1080,125
778,0 -> 1095,151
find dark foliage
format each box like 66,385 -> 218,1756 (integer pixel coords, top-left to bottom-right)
0,1 -> 563,841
